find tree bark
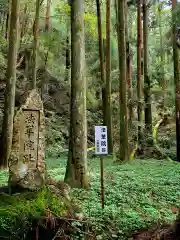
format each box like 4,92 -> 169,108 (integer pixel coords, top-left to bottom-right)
125,2 -> 133,127
96,0 -> 106,126
105,0 -> 113,154
0,0 -> 20,167
20,4 -> 28,41
64,17 -> 71,85
137,0 -> 143,150
32,0 -> 40,89
117,0 -> 129,161
64,0 -> 88,188
5,0 -> 11,39
143,0 -> 152,134
172,0 -> 180,162
158,2 -> 166,108
45,0 -> 51,32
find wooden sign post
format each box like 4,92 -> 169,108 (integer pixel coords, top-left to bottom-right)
95,126 -> 108,209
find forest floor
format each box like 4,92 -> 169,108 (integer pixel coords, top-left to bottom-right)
0,157 -> 179,239
46,157 -> 180,239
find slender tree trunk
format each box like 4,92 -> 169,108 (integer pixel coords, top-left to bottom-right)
125,3 -> 133,126
114,0 -> 120,69
0,0 -> 20,167
5,0 -> 11,40
105,0 -> 113,154
117,0 -> 129,161
96,0 -> 106,125
114,0 -> 118,36
20,4 -> 28,41
32,0 -> 40,89
143,0 -> 152,134
7,0 -> 12,36
64,1 -> 71,84
158,2 -> 166,108
64,21 -> 71,84
137,0 -> 143,151
1,12 -> 5,34
172,0 -> 180,162
45,0 -> 51,32
64,0 -> 88,188
5,13 -> 8,39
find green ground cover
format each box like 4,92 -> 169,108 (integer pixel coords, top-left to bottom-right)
0,158 -> 179,239
47,157 -> 180,239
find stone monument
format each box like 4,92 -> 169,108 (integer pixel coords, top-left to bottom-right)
8,90 -> 45,191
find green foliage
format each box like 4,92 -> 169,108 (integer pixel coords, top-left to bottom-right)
44,157 -> 180,239
0,170 -> 8,186
0,187 -> 68,238
74,158 -> 180,239
0,156 -> 179,239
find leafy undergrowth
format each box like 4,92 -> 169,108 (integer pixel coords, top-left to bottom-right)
47,157 -> 180,239
0,187 -> 72,239
0,158 -> 179,239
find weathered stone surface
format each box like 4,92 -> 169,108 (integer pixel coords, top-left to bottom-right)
8,90 -> 45,190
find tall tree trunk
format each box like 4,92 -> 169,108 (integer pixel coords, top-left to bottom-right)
5,0 -> 11,39
5,13 -> 9,39
64,20 -> 71,84
158,2 -> 166,109
45,0 -> 51,32
117,0 -> 129,161
114,0 -> 118,35
96,0 -> 106,126
20,4 -> 28,41
32,0 -> 40,89
64,0 -> 88,188
105,0 -> 113,154
0,0 -> 20,167
64,0 -> 71,84
172,0 -> 180,162
1,12 -> 5,34
143,0 -> 152,134
137,0 -> 143,151
125,3 -> 133,126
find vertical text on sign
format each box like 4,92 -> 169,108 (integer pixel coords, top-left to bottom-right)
95,126 -> 108,155
20,110 -> 40,168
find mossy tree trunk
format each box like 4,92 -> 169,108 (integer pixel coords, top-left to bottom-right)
143,0 -> 152,134
137,0 -> 143,151
172,0 -> 180,162
117,0 -> 129,161
0,0 -> 20,167
32,0 -> 40,89
105,0 -> 113,154
64,0 -> 88,188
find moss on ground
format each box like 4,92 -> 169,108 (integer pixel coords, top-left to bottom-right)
0,187 -> 70,239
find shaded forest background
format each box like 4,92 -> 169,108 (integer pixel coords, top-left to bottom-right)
0,0 -> 178,159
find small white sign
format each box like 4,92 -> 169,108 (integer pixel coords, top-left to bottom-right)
95,126 -> 108,155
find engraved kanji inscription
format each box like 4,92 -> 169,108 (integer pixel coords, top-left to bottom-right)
20,110 -> 39,168
24,140 -> 35,151
23,153 -> 35,163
